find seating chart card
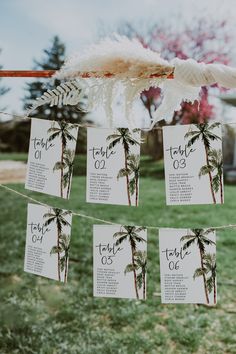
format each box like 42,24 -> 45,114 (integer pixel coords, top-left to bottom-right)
159,228 -> 217,304
87,128 -> 141,206
163,123 -> 223,205
25,118 -> 78,199
24,203 -> 72,283
93,225 -> 147,299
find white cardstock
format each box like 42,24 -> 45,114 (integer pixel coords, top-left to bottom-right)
93,225 -> 147,299
159,228 -> 217,304
24,203 -> 72,283
87,128 -> 141,206
163,123 -> 224,205
25,118 -> 78,199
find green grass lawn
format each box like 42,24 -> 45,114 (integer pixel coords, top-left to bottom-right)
1,177 -> 236,353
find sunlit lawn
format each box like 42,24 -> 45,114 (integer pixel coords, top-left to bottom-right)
1,177 -> 236,353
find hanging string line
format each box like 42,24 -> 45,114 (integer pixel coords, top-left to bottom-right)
1,111 -> 236,131
0,183 -> 115,225
1,183 -> 236,231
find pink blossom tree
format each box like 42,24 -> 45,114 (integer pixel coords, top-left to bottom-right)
120,18 -> 232,158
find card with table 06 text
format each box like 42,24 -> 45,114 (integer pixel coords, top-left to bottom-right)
159,228 -> 217,305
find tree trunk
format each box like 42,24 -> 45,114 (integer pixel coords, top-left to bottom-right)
141,100 -> 164,161
204,145 -> 216,204
57,231 -> 61,282
60,143 -> 65,198
199,249 -> 209,304
131,247 -> 139,299
220,175 -> 223,204
66,171 -> 72,199
142,272 -> 146,300
135,176 -> 138,207
64,256 -> 68,283
124,149 -> 131,206
213,276 -> 216,304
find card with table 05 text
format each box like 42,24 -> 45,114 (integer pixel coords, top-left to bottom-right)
159,228 -> 217,304
87,127 -> 141,206
25,118 -> 78,199
24,203 -> 72,283
163,123 -> 224,205
93,225 -> 147,299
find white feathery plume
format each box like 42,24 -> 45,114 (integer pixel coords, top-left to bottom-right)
27,35 -> 236,129
54,34 -> 173,80
27,35 -> 173,128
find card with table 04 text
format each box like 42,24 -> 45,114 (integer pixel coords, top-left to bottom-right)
163,123 -> 224,205
93,225 -> 147,299
25,118 -> 78,199
159,228 -> 217,305
24,203 -> 72,283
87,127 -> 141,206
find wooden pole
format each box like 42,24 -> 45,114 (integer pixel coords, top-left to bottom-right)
0,70 -> 174,79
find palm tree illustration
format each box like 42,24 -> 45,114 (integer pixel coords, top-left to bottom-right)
50,233 -> 71,283
184,123 -> 221,204
113,225 -> 146,299
181,229 -> 216,304
117,154 -> 140,206
43,208 -> 71,281
53,149 -> 75,199
124,250 -> 147,299
48,121 -> 77,198
193,253 -> 217,304
107,128 -> 140,206
199,149 -> 223,204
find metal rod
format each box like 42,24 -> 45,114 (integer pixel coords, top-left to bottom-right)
0,70 -> 174,79
0,70 -> 56,77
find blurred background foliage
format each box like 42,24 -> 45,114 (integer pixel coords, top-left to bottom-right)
0,16 -> 235,162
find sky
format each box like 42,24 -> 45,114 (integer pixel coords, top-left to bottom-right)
0,0 -> 236,118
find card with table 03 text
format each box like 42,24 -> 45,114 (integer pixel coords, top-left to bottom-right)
163,122 -> 224,205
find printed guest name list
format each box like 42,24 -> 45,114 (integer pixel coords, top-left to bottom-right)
25,118 -> 78,199
87,128 -> 141,206
163,123 -> 223,205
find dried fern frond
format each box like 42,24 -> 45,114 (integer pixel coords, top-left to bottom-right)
27,80 -> 84,116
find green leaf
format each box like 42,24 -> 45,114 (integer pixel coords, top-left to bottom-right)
60,256 -> 66,272
193,267 -> 205,279
137,273 -> 143,289
50,246 -> 62,255
117,168 -> 130,179
199,165 -> 212,177
212,175 -> 220,193
124,263 -> 137,274
53,161 -> 64,172
129,178 -> 136,195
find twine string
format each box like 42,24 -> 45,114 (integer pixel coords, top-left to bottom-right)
1,111 -> 236,131
1,183 -> 236,231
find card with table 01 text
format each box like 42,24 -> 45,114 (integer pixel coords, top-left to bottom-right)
25,118 -> 78,199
